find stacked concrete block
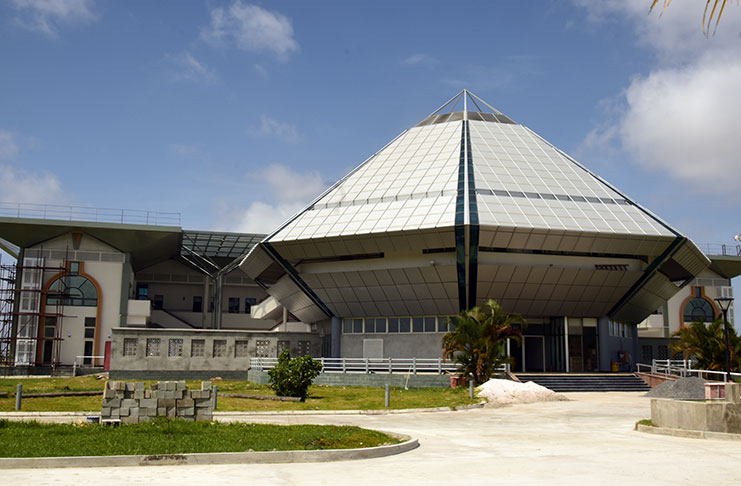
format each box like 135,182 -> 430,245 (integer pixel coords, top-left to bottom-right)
101,381 -> 214,423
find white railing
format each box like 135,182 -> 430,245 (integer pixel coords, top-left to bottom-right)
695,243 -> 741,257
0,202 -> 181,227
72,355 -> 105,376
250,357 -> 508,375
636,359 -> 741,383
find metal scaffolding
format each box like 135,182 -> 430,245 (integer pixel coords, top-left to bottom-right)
0,250 -> 67,375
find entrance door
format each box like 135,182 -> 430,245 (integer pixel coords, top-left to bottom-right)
523,336 -> 545,372
42,320 -> 56,363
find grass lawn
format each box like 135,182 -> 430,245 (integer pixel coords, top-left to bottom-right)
0,376 -> 479,412
0,419 -> 400,457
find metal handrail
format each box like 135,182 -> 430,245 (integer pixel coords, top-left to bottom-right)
636,360 -> 741,383
695,243 -> 741,257
72,355 -> 105,376
249,357 -> 506,375
0,202 -> 181,227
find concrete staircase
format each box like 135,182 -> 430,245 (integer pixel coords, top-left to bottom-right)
515,373 -> 651,392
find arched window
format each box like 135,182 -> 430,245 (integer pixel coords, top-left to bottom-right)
46,275 -> 98,307
682,297 -> 715,324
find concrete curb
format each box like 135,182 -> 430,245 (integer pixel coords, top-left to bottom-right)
0,402 -> 485,421
636,424 -> 741,441
215,401 -> 486,416
0,435 -> 418,469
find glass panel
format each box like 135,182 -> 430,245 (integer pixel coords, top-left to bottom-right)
237,340 -> 252,357
375,318 -> 386,333
213,340 -> 227,357
191,339 -> 205,357
353,318 -> 363,334
424,316 -> 436,332
413,317 -> 424,333
343,319 -> 353,334
388,318 -> 399,333
146,338 -> 160,357
168,339 -> 183,357
399,317 -> 411,333
123,338 -> 137,357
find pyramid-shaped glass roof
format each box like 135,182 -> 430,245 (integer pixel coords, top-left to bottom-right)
268,90 -> 674,243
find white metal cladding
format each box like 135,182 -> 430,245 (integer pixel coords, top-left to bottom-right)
300,262 -> 460,318
270,122 -> 462,242
469,120 -> 673,237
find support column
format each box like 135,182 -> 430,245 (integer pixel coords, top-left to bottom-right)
202,278 -> 209,328
598,316 -> 611,372
331,316 -> 341,358
564,316 -> 570,373
212,274 -> 224,330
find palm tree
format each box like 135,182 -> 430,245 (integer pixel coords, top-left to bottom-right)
441,299 -> 524,384
670,318 -> 741,371
650,0 -> 728,36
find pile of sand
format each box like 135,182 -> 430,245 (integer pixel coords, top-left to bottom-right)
477,379 -> 568,405
645,376 -> 707,400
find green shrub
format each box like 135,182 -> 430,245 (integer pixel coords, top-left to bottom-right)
268,350 -> 323,401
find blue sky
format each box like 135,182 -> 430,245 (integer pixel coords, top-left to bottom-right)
0,1 -> 739,271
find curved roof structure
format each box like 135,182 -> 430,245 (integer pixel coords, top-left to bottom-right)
241,91 -> 710,324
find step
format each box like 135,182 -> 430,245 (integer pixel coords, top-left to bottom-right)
514,373 -> 650,392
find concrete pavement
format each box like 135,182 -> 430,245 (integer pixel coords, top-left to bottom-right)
4,392 -> 741,485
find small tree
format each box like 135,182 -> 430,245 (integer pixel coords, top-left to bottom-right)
671,318 -> 741,371
268,350 -> 323,401
442,299 -> 524,385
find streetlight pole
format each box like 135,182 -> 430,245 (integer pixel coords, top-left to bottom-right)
715,297 -> 735,383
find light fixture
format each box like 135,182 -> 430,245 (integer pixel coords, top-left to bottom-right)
715,297 -> 735,382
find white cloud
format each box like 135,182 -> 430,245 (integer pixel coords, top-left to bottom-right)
248,115 -> 303,144
213,163 -> 326,234
9,0 -> 97,37
200,2 -> 299,59
0,131 -> 19,161
166,51 -> 218,85
573,0 -> 739,62
402,53 -> 439,67
574,0 -> 741,199
0,163 -> 67,205
619,54 -> 741,196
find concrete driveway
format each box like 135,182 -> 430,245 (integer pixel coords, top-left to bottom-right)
5,392 -> 741,485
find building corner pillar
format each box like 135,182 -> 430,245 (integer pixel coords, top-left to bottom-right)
331,316 -> 341,358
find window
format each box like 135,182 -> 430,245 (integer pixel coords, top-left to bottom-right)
235,340 -> 250,358
424,316 -> 436,333
374,318 -> 387,333
69,262 -> 80,275
146,338 -> 160,357
399,317 -> 411,333
153,295 -> 164,310
228,297 -> 240,314
413,317 -> 424,333
641,345 -> 653,363
388,318 -> 399,333
191,339 -> 205,358
657,345 -> 668,360
168,338 -> 183,357
683,297 -> 715,324
136,284 -> 148,301
84,317 -> 96,339
297,340 -> 311,356
123,338 -> 137,357
193,296 -> 202,313
245,297 -> 257,314
47,275 -> 98,307
353,319 -> 363,333
277,340 -> 290,356
213,340 -> 227,357
255,340 -> 269,358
